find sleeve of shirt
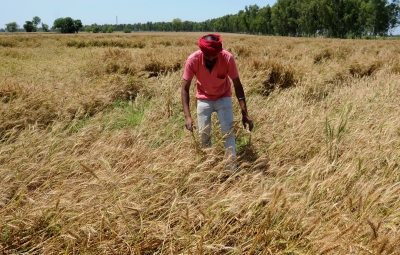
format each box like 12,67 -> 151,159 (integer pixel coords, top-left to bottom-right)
183,56 -> 195,81
227,55 -> 239,79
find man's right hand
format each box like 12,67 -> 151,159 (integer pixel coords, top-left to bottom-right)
181,79 -> 194,132
185,116 -> 194,132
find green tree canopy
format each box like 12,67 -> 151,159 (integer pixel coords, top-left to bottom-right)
33,16 -> 41,26
84,25 -> 91,33
92,25 -> 100,33
76,2 -> 399,38
23,21 -> 37,32
107,26 -> 115,33
42,23 -> 49,32
52,17 -> 83,33
172,18 -> 182,31
5,22 -> 19,32
23,16 -> 42,32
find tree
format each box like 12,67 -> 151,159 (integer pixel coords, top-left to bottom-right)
342,0 -> 362,37
107,26 -> 115,33
228,15 -> 239,33
387,0 -> 400,33
238,10 -> 249,33
182,21 -> 194,31
272,0 -> 300,36
320,0 -> 362,38
23,16 -> 42,32
33,16 -> 41,27
214,16 -> 229,32
41,23 -> 49,32
263,5 -> 274,35
172,18 -> 182,31
78,2 -> 398,38
92,26 -> 100,33
24,21 -> 37,32
84,25 -> 91,33
298,0 -> 321,37
352,0 -> 395,37
6,22 -> 19,32
248,4 -> 260,33
73,19 -> 83,32
52,17 -> 82,33
370,0 -> 400,36
252,5 -> 272,34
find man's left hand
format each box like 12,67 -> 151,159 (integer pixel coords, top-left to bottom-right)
242,115 -> 254,131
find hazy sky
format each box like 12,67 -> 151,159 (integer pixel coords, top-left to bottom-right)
1,0 -> 277,29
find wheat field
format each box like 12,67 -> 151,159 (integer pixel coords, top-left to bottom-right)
0,32 -> 400,254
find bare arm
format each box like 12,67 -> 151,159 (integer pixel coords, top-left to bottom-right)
181,79 -> 194,131
232,77 -> 254,131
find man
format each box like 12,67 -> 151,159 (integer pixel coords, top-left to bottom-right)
181,34 -> 253,171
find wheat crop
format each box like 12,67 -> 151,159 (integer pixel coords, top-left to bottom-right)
0,32 -> 399,254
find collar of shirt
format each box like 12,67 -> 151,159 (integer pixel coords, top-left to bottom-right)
200,52 -> 219,67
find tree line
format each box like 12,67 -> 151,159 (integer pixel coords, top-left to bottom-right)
3,0 -> 400,38
4,17 -> 82,33
88,0 -> 400,38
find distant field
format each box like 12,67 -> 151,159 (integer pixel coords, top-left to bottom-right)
1,32 -> 400,254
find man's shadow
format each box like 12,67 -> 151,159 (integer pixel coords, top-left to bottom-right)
237,136 -> 269,173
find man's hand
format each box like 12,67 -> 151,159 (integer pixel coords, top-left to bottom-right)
185,116 -> 194,132
232,77 -> 253,131
181,79 -> 194,132
242,115 -> 254,131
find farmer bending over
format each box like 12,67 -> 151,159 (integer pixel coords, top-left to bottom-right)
181,34 -> 253,171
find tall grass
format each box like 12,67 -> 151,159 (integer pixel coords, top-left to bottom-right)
1,32 -> 400,254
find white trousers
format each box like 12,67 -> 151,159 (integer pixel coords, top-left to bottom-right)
197,97 -> 237,170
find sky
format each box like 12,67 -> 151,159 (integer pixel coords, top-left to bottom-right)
1,0 -> 277,29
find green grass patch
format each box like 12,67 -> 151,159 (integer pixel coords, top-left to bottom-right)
108,100 -> 145,130
236,135 -> 251,152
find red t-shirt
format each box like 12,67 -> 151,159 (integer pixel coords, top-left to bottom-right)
183,50 -> 239,100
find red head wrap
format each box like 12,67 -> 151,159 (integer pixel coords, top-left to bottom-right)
198,34 -> 223,56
